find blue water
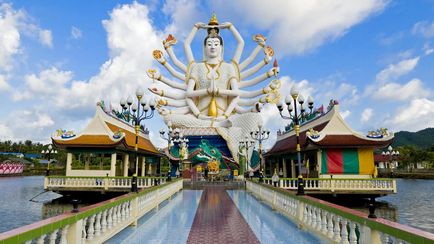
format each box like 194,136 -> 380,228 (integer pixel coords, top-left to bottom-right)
227,190 -> 324,244
107,190 -> 203,244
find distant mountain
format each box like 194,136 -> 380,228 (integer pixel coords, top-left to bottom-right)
392,128 -> 434,149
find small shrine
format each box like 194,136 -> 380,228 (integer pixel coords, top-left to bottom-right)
52,102 -> 161,177
265,100 -> 394,179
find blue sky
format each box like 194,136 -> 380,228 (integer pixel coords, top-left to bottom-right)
0,0 -> 434,149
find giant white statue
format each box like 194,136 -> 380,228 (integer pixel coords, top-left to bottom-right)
147,14 -> 281,162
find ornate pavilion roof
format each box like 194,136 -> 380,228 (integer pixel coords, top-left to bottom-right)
266,102 -> 394,156
52,104 -> 160,155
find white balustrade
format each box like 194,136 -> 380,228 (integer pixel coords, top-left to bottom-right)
246,180 -> 428,244
262,178 -> 396,193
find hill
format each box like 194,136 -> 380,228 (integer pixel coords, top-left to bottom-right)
393,128 -> 434,149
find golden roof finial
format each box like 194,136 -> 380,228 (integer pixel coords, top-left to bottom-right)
209,12 -> 219,26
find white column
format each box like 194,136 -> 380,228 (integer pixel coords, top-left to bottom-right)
282,158 -> 287,178
123,154 -> 129,177
110,153 -> 117,177
291,159 -> 296,178
66,153 -> 73,176
141,157 -> 146,176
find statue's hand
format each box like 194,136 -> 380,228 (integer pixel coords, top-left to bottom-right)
267,66 -> 280,77
198,114 -> 213,120
147,69 -> 161,80
158,108 -> 170,116
148,86 -> 162,96
220,22 -> 232,29
194,22 -> 206,29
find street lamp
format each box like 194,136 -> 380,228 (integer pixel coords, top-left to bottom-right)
239,136 -> 255,177
119,88 -> 156,176
160,123 -> 189,177
276,86 -> 315,195
381,145 -> 399,171
250,123 -> 270,182
41,144 -> 57,176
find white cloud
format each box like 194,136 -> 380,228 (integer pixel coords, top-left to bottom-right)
412,21 -> 434,38
0,75 -> 11,91
340,110 -> 351,119
376,57 -> 419,82
361,108 -> 373,123
423,43 -> 434,56
162,0 -> 205,39
71,26 -> 82,39
0,3 -> 24,70
0,123 -> 13,139
213,0 -> 388,56
385,98 -> 434,132
38,29 -> 53,47
0,110 -> 54,141
370,79 -> 430,101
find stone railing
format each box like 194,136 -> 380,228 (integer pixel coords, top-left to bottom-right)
246,180 -> 434,243
262,178 -> 397,193
0,179 -> 183,243
44,176 -> 167,190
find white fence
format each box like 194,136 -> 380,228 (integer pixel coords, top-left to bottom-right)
45,176 -> 167,190
0,179 -> 183,243
262,178 -> 397,193
247,180 -> 434,243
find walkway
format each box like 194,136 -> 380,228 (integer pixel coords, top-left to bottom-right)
187,186 -> 259,244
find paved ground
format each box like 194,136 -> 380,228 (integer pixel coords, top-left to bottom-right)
187,186 -> 259,244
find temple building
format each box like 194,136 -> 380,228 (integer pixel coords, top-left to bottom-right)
265,100 -> 394,179
52,102 -> 162,178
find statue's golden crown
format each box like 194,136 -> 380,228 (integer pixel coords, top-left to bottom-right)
208,13 -> 219,25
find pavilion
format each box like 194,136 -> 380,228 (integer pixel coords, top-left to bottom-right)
265,100 -> 394,179
52,102 -> 162,178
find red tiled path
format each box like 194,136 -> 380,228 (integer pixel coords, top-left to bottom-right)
187,186 -> 260,244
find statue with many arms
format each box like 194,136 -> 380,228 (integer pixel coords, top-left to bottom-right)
147,13 -> 281,162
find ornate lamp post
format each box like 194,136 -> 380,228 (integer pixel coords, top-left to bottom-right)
381,145 -> 399,171
41,144 -> 57,176
239,136 -> 255,176
250,123 -> 270,182
160,123 -> 189,177
119,88 -> 156,177
276,86 -> 315,195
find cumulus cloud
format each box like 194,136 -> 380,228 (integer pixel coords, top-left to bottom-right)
370,78 -> 430,101
385,98 -> 434,132
0,3 -> 53,70
0,75 -> 11,91
361,108 -> 373,123
38,29 -> 52,47
71,26 -> 82,39
1,110 -> 54,141
376,57 -> 419,82
340,110 -> 351,120
162,0 -> 206,39
0,3 -> 24,70
213,0 -> 388,56
412,21 -> 434,38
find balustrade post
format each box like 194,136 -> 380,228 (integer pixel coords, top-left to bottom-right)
59,225 -> 69,244
48,229 -> 58,244
297,201 -> 305,224
130,197 -> 139,226
36,234 -> 46,244
101,209 -> 107,233
341,219 -> 349,244
333,216 -> 342,242
87,215 -> 95,240
321,211 -> 327,235
349,222 -> 358,244
107,208 -> 113,229
94,212 -> 102,237
65,219 -> 81,244
327,214 -> 334,239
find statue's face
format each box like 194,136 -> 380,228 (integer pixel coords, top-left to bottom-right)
205,37 -> 222,59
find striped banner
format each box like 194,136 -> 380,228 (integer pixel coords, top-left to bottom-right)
321,149 -> 374,175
